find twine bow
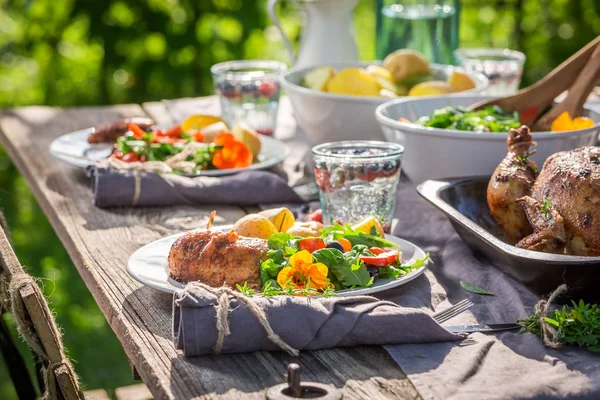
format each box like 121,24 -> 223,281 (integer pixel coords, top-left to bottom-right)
184,283 -> 299,356
534,284 -> 567,348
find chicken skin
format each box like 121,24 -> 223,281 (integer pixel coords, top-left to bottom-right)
487,126 -> 538,244
168,230 -> 267,289
516,195 -> 565,254
488,126 -> 600,256
524,147 -> 600,256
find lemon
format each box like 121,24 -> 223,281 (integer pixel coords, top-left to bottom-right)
447,71 -> 476,92
232,123 -> 262,158
258,207 -> 295,233
233,214 -> 278,239
181,115 -> 228,133
366,65 -> 394,82
304,66 -> 336,91
325,68 -> 380,97
383,49 -> 430,82
408,81 -> 456,97
352,217 -> 385,238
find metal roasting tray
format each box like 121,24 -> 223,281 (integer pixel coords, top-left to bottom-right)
417,177 -> 600,303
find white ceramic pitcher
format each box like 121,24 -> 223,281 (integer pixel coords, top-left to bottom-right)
268,0 -> 359,70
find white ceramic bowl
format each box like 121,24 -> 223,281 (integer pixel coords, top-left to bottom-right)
376,95 -> 600,183
280,62 -> 488,144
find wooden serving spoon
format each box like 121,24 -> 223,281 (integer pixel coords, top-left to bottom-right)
532,42 -> 600,131
468,35 -> 600,126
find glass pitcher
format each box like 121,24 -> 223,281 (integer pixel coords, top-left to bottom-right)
375,0 -> 461,65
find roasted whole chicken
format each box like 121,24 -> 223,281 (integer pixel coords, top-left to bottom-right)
488,125 -> 600,256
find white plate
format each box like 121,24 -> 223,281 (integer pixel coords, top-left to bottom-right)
49,128 -> 290,176
127,226 -> 430,296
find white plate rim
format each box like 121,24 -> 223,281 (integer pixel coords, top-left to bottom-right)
49,128 -> 290,177
126,226 -> 430,296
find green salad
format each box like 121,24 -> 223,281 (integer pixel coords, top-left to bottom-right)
237,222 -> 430,297
414,106 -> 521,132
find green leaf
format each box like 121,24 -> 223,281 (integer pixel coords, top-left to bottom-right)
267,232 -> 293,250
459,280 -> 495,296
401,253 -> 430,270
260,259 -> 283,282
313,248 -> 371,288
266,249 -> 284,264
378,266 -> 402,279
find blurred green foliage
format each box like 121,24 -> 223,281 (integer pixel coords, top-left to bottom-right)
0,0 -> 598,398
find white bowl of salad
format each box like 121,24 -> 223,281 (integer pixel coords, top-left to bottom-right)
375,95 -> 600,183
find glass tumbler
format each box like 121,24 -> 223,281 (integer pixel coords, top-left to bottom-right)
454,48 -> 526,95
312,141 -> 404,228
211,60 -> 287,136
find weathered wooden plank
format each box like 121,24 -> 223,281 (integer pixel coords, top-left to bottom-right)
84,389 -> 111,400
0,103 -> 419,400
54,363 -> 83,400
115,383 -> 153,400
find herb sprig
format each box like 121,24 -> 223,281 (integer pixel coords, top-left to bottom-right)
518,300 -> 600,352
539,198 -> 553,221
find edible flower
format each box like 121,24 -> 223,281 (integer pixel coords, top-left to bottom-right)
212,133 -> 253,169
276,250 -> 329,290
551,111 -> 594,132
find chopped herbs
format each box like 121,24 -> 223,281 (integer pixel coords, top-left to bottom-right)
539,198 -> 553,220
415,106 -> 521,132
518,300 -> 600,352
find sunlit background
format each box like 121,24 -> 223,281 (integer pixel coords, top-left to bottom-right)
0,0 -> 599,397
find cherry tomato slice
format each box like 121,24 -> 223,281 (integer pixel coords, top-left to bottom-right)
121,152 -> 139,163
299,237 -> 326,253
359,250 -> 399,267
369,247 -> 385,255
164,125 -> 183,137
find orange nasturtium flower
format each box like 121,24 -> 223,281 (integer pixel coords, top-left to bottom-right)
212,133 -> 253,169
277,250 -> 329,290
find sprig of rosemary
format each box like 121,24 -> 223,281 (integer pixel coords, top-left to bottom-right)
517,300 -> 600,352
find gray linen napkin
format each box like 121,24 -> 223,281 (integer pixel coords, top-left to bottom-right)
172,284 -> 459,357
87,167 -> 302,207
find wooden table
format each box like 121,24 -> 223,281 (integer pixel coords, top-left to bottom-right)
0,98 -> 420,400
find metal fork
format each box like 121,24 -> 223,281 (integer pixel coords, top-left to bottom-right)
432,299 -> 474,324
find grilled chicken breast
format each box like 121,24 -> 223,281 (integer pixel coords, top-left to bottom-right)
168,229 -> 267,289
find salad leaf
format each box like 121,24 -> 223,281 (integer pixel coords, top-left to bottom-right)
313,248 -> 371,288
401,253 -> 430,269
379,266 -> 404,279
266,249 -> 285,264
260,258 -> 284,285
267,232 -> 294,250
460,280 -> 495,296
321,222 -> 399,249
415,105 -> 521,132
379,253 -> 431,279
